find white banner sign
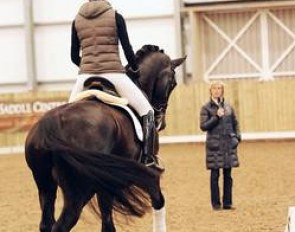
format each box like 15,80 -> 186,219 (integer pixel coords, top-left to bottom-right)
0,101 -> 66,115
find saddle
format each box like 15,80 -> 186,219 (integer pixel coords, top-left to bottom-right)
72,76 -> 143,141
83,77 -> 118,96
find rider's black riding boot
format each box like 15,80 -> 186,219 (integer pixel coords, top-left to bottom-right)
141,110 -> 164,172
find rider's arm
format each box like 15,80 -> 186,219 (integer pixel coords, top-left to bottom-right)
71,20 -> 81,67
115,12 -> 138,71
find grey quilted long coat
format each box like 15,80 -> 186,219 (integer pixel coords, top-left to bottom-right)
200,99 -> 241,170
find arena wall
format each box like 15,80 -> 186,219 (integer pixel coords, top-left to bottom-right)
162,77 -> 295,136
1,0 -> 295,152
1,76 -> 295,151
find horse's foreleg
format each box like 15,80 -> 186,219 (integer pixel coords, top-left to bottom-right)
153,206 -> 166,232
150,179 -> 166,232
97,193 -> 116,232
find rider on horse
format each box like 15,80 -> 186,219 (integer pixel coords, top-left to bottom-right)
69,0 -> 163,171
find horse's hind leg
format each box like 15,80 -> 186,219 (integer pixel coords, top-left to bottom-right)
51,180 -> 94,232
97,193 -> 116,232
31,165 -> 57,232
52,199 -> 83,232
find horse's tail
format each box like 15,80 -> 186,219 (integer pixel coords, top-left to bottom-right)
31,113 -> 161,218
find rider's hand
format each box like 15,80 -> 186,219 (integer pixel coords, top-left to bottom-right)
125,65 -> 140,82
217,108 -> 225,118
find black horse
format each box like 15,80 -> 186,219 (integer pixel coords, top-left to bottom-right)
25,45 -> 186,232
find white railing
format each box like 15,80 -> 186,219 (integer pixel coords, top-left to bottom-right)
1,131 -> 294,155
160,131 -> 295,144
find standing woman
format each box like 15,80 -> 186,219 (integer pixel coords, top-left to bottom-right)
69,0 -> 163,171
200,81 -> 241,210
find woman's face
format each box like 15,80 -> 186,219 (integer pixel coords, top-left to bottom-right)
210,84 -> 223,99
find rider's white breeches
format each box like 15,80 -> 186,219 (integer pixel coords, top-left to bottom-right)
68,73 -> 153,117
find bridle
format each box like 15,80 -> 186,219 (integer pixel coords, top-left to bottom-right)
153,102 -> 168,131
152,68 -> 176,131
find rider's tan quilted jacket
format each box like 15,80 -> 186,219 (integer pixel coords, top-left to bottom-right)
75,0 -> 125,74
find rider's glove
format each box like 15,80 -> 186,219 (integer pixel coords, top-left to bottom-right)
125,65 -> 140,82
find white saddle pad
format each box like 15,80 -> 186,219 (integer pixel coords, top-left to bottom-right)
73,90 -> 143,141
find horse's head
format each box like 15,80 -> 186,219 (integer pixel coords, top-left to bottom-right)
135,45 -> 186,131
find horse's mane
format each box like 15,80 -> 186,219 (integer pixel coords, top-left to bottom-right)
135,45 -> 164,64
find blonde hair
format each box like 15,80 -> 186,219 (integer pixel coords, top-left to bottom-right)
209,80 -> 225,96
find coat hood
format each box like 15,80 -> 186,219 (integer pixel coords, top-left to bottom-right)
78,0 -> 112,19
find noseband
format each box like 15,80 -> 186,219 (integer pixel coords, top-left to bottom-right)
154,102 -> 168,116
153,101 -> 168,131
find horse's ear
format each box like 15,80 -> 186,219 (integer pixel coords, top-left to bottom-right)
171,55 -> 187,69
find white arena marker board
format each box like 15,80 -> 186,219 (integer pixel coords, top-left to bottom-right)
285,206 -> 295,232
